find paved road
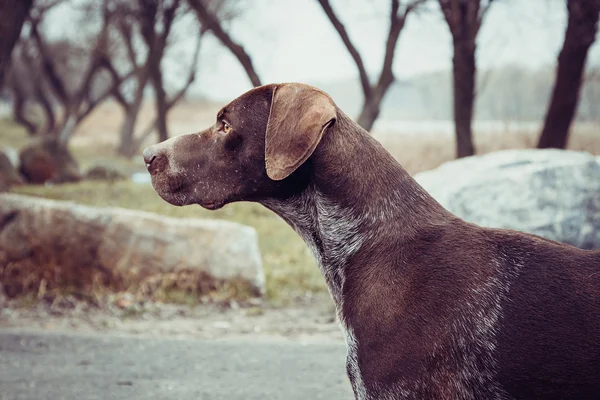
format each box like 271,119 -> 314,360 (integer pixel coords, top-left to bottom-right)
0,330 -> 353,400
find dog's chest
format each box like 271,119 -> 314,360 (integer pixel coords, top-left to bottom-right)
341,272 -> 520,400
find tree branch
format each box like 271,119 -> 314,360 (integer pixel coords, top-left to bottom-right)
167,29 -> 203,110
76,68 -> 136,125
188,0 -> 261,87
316,0 -> 372,99
476,0 -> 495,34
0,0 -> 33,90
99,56 -> 130,109
17,39 -> 57,134
8,73 -> 38,134
29,19 -> 70,104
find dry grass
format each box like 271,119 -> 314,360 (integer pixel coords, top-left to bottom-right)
374,124 -> 600,175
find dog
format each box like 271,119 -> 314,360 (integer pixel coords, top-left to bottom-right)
143,83 -> 600,399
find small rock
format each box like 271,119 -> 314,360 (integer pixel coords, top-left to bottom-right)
19,137 -> 81,184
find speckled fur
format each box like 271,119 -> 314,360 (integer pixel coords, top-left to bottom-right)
145,83 -> 600,400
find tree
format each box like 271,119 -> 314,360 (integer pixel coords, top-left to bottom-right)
107,0 -> 204,156
438,0 -> 495,158
139,0 -> 183,143
0,0 -> 33,90
8,0 -> 132,143
538,0 -> 600,149
187,0 -> 262,87
317,0 -> 426,132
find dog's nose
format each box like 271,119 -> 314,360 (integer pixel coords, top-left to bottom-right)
143,146 -> 166,174
143,148 -> 157,166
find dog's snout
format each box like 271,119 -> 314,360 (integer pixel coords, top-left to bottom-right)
143,146 -> 167,174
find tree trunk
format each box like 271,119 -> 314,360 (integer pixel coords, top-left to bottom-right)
154,86 -> 169,143
10,82 -> 37,134
357,97 -> 380,132
357,83 -> 392,132
187,0 -> 261,87
36,86 -> 56,135
538,0 -> 600,149
452,38 -> 476,158
58,113 -> 78,144
118,109 -> 140,157
118,68 -> 149,157
149,61 -> 169,142
0,0 -> 32,90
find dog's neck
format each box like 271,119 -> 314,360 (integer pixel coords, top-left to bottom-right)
261,111 -> 450,309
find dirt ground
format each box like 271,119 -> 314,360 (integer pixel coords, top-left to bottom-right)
0,292 -> 344,344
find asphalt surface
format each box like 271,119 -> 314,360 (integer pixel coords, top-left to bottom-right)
0,330 -> 353,400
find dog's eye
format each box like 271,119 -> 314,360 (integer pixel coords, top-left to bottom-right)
221,121 -> 232,135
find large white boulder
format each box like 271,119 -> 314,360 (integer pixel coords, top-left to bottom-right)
0,194 -> 264,294
415,149 -> 600,250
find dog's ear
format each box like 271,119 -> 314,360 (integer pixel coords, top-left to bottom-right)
265,84 -> 336,181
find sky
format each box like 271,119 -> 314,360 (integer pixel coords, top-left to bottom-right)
48,0 -> 599,102
187,0 -> 581,101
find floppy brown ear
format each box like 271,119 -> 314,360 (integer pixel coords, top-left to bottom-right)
265,84 -> 336,181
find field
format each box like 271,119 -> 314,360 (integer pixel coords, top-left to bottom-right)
2,100 -> 600,303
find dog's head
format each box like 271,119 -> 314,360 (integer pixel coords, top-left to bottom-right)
143,83 -> 337,209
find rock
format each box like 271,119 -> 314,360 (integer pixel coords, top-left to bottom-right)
19,137 -> 81,184
84,165 -> 128,181
0,194 -> 265,297
415,149 -> 600,250
0,148 -> 23,191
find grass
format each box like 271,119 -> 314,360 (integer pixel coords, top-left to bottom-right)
375,124 -> 600,175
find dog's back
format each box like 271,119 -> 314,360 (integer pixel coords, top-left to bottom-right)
343,218 -> 600,399
490,227 -> 600,399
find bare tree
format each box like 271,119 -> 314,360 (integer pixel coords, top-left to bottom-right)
538,0 -> 600,149
107,0 -> 204,156
0,0 -> 33,90
187,0 -> 262,87
317,0 -> 426,131
8,1 -> 133,143
139,0 -> 182,143
438,0 -> 495,158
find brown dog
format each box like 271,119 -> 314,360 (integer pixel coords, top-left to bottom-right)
143,83 -> 600,400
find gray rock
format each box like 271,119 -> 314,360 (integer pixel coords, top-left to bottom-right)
415,149 -> 600,250
0,194 -> 265,294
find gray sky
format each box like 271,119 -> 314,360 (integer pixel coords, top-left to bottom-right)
189,0 -> 586,101
49,0 -> 598,101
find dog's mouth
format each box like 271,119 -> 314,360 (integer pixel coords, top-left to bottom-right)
199,201 -> 224,210
150,173 -> 226,210
149,173 -> 191,206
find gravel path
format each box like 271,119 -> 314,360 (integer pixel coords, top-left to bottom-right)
0,329 -> 353,400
